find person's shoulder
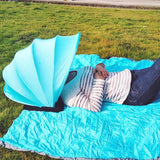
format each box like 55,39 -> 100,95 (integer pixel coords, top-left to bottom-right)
76,66 -> 94,75
84,66 -> 94,71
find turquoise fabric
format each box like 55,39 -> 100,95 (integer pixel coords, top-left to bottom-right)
1,54 -> 160,159
2,33 -> 81,107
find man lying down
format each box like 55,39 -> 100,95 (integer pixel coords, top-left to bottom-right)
24,57 -> 160,112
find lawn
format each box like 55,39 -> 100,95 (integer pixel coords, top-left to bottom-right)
0,1 -> 160,159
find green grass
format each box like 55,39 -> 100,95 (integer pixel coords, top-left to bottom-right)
0,1 -> 160,159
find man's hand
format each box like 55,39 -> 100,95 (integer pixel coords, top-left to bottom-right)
94,63 -> 109,80
94,72 -> 106,80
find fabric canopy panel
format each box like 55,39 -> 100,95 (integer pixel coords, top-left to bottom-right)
2,33 -> 81,107
0,54 -> 160,159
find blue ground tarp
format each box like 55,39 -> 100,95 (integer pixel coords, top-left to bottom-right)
0,54 -> 160,159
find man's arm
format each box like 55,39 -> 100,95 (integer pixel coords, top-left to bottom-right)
73,78 -> 105,112
72,66 -> 107,112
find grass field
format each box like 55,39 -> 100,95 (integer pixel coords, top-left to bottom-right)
0,1 -> 160,159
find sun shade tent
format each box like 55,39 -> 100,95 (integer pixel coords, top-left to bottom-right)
2,33 -> 81,107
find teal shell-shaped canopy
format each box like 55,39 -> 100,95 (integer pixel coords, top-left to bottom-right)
3,33 -> 81,107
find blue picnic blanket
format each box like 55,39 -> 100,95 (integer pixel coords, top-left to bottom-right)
0,54 -> 160,159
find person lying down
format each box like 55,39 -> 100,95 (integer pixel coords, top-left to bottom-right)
24,57 -> 160,112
